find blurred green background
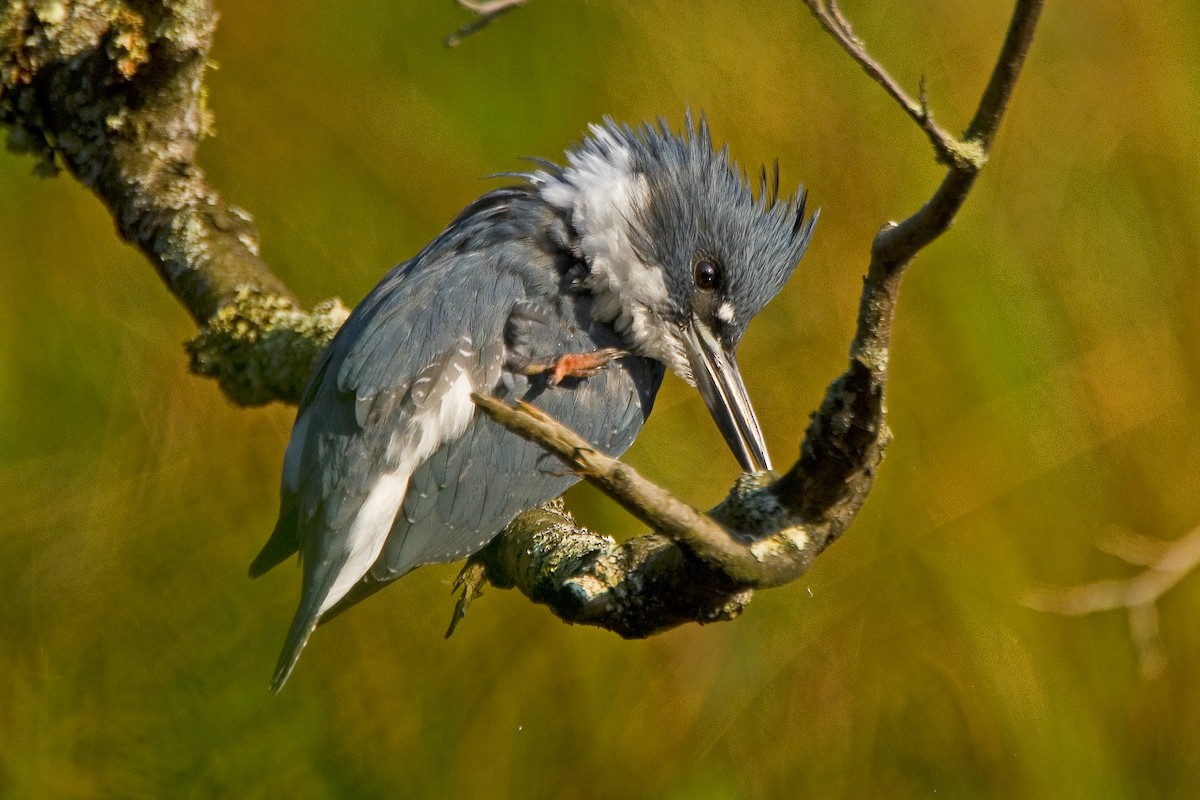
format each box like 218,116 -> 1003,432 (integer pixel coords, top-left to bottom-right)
3,0 -> 1199,797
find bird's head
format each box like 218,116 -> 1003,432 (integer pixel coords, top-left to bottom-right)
530,115 -> 818,472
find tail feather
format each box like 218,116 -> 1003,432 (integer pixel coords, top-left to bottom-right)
250,503 -> 300,578
270,603 -> 319,693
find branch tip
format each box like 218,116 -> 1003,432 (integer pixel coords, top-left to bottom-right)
446,0 -> 527,47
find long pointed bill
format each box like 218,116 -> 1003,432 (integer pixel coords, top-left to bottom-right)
685,317 -> 773,472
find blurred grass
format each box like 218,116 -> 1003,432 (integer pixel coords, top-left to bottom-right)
3,0 -> 1200,797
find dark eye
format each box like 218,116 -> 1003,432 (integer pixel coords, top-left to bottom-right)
694,259 -> 721,291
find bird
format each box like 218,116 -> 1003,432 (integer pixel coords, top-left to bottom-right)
250,114 -> 818,691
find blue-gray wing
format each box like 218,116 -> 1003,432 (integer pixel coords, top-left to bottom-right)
372,296 -> 664,577
256,248 -> 531,691
251,253 -> 518,584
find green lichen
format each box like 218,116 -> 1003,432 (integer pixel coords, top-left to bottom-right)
713,471 -> 791,538
708,471 -> 820,581
748,527 -> 810,563
945,135 -> 989,171
186,288 -> 348,406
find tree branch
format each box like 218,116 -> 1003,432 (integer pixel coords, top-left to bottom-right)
1,1 -> 1044,637
801,0 -> 961,167
472,396 -> 816,588
470,500 -> 754,639
1,0 -> 345,405
472,0 -> 1044,632
873,0 -> 1043,265
1024,525 -> 1200,678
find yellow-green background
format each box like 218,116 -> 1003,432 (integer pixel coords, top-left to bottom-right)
3,1 -> 1198,797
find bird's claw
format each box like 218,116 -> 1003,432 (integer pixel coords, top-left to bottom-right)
445,558 -> 488,639
547,347 -> 628,387
507,347 -> 628,387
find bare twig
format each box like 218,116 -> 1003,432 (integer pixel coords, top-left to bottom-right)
801,0 -> 961,166
1025,525 -> 1200,678
875,0 -> 1043,266
446,0 -> 527,47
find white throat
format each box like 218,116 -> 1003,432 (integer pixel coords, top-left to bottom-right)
531,124 -> 692,381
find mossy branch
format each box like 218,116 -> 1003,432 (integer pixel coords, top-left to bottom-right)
1,0 -> 335,404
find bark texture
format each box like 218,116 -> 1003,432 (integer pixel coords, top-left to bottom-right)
1,0 -> 345,405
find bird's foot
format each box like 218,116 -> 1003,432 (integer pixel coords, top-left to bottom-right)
547,348 -> 628,386
445,557 -> 488,639
511,347 -> 628,387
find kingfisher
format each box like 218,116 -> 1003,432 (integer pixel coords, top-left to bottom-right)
251,115 -> 817,690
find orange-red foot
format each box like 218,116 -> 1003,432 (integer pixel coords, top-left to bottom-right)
548,348 -> 627,386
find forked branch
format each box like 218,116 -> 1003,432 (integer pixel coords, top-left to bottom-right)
472,0 -> 1044,633
801,0 -> 961,166
1025,525 -> 1200,678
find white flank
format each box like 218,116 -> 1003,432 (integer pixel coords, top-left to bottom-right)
532,125 -> 691,379
317,370 -> 476,615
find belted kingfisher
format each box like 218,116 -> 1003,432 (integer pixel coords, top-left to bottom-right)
251,115 -> 817,690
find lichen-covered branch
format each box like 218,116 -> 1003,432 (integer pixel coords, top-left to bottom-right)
2,0 -> 1043,636
1,0 -> 339,405
186,288 -> 347,405
472,0 -> 1044,633
469,500 -> 752,638
473,397 -> 817,588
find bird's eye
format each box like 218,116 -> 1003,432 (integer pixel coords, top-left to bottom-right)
694,259 -> 721,291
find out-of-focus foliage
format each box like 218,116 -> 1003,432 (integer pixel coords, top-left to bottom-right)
2,1 -> 1199,797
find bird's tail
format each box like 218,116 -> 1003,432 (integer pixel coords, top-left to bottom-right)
270,603 -> 319,693
250,502 -> 301,578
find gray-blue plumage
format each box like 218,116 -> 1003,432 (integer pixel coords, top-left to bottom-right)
253,115 -> 816,691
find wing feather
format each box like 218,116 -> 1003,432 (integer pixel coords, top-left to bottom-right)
261,252 -> 525,691
371,293 -> 664,579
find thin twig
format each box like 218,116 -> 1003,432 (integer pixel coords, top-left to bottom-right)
964,0 -> 1045,151
446,0 -> 527,47
1024,525 -> 1200,677
873,0 -> 1044,270
471,395 -> 815,588
801,0 -> 960,166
